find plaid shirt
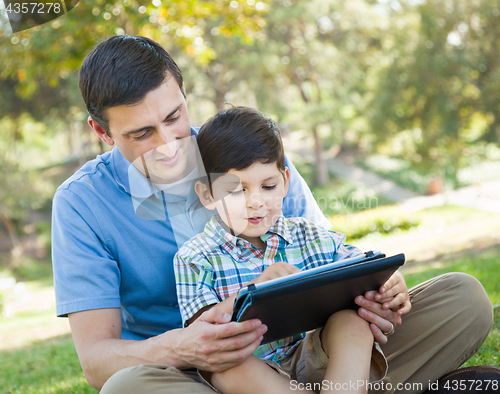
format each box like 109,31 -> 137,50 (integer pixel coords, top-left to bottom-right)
174,214 -> 362,362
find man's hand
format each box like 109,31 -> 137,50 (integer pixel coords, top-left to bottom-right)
69,307 -> 267,390
172,306 -> 267,373
354,270 -> 411,345
249,261 -> 300,285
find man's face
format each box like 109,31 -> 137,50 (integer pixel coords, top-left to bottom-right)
103,76 -> 192,184
210,162 -> 290,245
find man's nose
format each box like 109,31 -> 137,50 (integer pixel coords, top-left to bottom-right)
154,129 -> 177,157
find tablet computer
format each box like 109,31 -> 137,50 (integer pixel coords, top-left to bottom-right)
231,251 -> 405,344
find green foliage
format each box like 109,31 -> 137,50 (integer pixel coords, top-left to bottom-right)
360,154 -> 429,194
368,0 -> 500,177
0,0 -> 269,101
329,207 -> 420,241
34,222 -> 52,256
0,291 -> 5,316
360,154 -> 500,193
311,178 -> 392,216
11,257 -> 53,281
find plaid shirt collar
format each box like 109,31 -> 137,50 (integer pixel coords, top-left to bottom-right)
204,213 -> 294,258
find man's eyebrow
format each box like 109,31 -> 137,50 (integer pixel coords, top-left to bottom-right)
122,104 -> 182,136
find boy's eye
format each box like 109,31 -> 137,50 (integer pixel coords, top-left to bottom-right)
229,189 -> 244,195
263,185 -> 277,190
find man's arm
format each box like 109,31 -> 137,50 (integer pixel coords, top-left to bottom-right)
70,307 -> 266,391
53,186 -> 266,390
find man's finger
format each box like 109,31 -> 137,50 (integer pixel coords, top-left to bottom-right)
356,298 -> 402,327
370,323 -> 388,345
198,306 -> 232,324
204,336 -> 263,373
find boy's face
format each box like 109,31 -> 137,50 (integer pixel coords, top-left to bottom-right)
201,161 -> 290,246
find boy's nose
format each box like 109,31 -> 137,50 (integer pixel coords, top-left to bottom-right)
246,192 -> 264,209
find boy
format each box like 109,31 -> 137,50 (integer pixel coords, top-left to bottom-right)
174,107 -> 410,394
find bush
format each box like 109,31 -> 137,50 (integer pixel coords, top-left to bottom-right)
328,207 -> 420,241
311,179 -> 392,217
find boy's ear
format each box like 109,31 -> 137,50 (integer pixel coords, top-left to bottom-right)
88,116 -> 115,147
283,167 -> 291,197
195,180 -> 216,210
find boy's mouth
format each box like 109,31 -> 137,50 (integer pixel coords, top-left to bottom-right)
247,216 -> 265,225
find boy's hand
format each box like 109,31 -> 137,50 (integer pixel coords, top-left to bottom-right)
355,270 -> 411,344
374,271 -> 411,315
249,262 -> 300,285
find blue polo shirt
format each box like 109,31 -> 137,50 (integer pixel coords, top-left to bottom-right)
52,127 -> 331,340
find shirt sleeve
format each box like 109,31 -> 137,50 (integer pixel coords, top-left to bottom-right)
174,247 -> 220,326
328,229 -> 364,262
282,155 -> 332,230
52,189 -> 121,317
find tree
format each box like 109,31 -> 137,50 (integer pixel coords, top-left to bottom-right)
368,0 -> 500,186
242,0 -> 388,185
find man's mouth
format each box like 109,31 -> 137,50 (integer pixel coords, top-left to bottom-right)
157,148 -> 180,166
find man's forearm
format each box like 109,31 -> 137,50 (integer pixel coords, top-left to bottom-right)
78,330 -> 185,391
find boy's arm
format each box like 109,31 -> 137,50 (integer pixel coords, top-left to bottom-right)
185,262 -> 300,325
174,250 -> 227,325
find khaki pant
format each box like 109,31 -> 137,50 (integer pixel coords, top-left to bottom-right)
100,273 -> 493,394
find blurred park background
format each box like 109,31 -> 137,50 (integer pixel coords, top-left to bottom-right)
0,0 -> 500,392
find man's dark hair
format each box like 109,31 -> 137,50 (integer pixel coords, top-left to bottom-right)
79,35 -> 184,135
197,106 -> 286,194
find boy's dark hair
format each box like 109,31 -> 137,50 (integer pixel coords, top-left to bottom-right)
79,35 -> 184,135
197,106 -> 286,193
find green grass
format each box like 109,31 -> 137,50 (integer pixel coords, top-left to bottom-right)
0,334 -> 96,394
1,205 -> 498,391
403,246 -> 500,367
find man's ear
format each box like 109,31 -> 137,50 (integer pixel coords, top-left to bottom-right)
283,167 -> 291,197
88,116 -> 115,146
195,180 -> 216,210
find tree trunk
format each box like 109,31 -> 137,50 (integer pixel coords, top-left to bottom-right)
312,126 -> 329,185
0,213 -> 21,255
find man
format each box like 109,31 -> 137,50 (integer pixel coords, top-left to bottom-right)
52,35 -> 493,393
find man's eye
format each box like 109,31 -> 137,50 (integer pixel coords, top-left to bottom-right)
263,185 -> 277,190
135,130 -> 151,140
166,111 -> 180,123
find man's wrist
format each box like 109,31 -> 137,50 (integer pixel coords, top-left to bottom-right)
145,328 -> 187,369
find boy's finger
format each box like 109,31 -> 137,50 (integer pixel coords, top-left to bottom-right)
398,301 -> 412,315
379,275 -> 398,295
376,285 -> 401,300
384,293 -> 405,310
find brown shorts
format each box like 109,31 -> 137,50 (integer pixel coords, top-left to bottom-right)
274,328 -> 387,386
